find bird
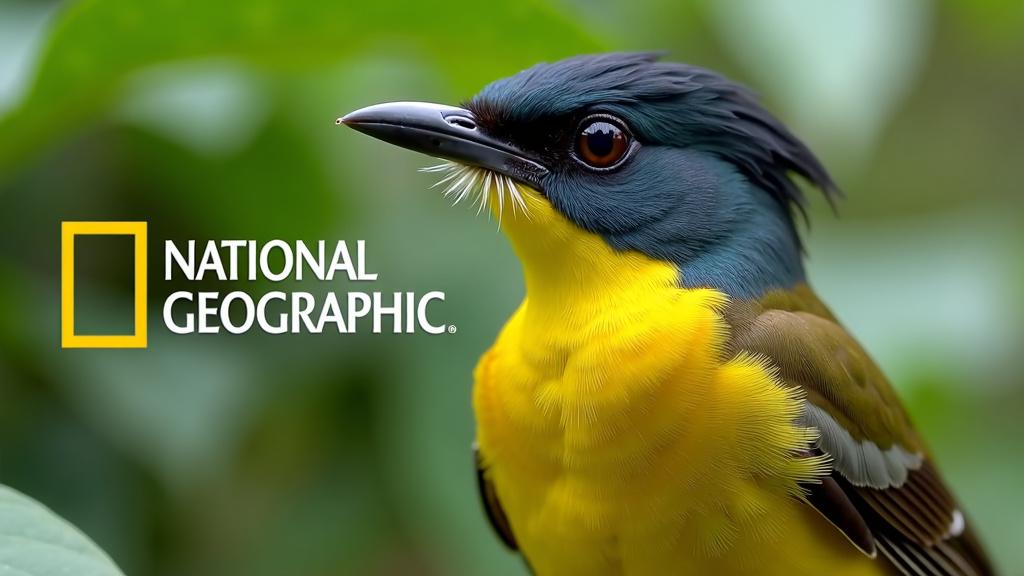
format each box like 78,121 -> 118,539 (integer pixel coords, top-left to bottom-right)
340,52 -> 994,576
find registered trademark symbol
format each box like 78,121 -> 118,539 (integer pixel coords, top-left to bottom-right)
448,325 -> 457,334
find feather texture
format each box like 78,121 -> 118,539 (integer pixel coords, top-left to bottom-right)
726,285 -> 995,576
803,403 -> 923,489
472,191 -> 872,576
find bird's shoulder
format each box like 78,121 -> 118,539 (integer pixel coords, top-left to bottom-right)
723,284 -> 994,576
724,284 -> 922,460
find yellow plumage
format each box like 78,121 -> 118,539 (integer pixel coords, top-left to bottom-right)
473,188 -> 884,575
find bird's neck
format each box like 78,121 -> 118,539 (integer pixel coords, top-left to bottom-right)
497,182 -> 805,315
604,178 -> 807,300
676,194 -> 806,298
498,187 -> 678,324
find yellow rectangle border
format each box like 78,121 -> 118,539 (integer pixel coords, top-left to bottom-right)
61,221 -> 148,348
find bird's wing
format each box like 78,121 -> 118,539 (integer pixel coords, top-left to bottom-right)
725,285 -> 995,576
474,442 -> 519,551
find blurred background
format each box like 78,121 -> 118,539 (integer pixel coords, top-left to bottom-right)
0,0 -> 1022,574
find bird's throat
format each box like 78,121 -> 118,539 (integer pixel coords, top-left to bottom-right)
494,186 -> 679,324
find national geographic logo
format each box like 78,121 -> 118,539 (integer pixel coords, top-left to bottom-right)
60,221 -> 451,349
61,222 -> 148,349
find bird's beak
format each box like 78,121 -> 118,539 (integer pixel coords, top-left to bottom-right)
338,102 -> 549,190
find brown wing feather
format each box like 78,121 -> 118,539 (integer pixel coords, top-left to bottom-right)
726,284 -> 996,576
858,462 -> 956,546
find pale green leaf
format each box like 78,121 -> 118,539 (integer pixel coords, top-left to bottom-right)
0,485 -> 125,576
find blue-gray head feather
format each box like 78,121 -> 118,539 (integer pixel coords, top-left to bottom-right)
467,52 -> 839,298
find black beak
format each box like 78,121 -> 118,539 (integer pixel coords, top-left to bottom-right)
339,102 -> 548,190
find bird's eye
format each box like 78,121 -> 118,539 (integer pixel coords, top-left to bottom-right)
574,116 -> 631,169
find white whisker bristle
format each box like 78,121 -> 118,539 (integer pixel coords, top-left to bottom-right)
418,163 -> 453,173
420,160 -> 531,226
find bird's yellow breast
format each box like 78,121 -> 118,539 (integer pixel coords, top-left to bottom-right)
473,188 -> 883,575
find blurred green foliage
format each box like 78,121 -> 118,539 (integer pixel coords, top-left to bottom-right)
0,0 -> 599,174
0,0 -> 1022,575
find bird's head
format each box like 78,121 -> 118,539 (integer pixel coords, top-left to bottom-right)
341,53 -> 838,299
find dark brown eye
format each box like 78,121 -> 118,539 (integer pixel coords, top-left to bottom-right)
575,117 -> 630,169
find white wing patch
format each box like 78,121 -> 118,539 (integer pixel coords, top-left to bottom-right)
802,403 -> 924,489
946,509 -> 966,538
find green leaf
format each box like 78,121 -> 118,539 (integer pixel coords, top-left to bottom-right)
0,0 -> 601,177
0,485 -> 125,576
